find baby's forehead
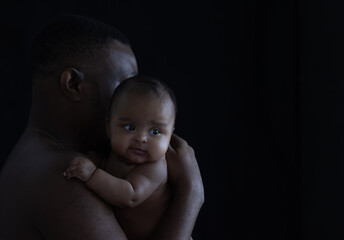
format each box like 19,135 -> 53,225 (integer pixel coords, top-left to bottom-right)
111,91 -> 176,118
114,87 -> 172,104
126,88 -> 167,99
108,76 -> 177,119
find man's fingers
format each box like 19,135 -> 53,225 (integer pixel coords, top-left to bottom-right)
167,144 -> 176,154
170,133 -> 187,149
169,133 -> 180,148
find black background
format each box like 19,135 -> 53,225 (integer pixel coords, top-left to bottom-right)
1,0 -> 344,239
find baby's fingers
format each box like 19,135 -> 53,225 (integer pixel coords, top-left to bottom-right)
63,168 -> 73,179
69,157 -> 83,165
66,164 -> 80,172
63,168 -> 80,180
63,164 -> 77,177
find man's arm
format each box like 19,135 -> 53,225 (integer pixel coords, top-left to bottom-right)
150,134 -> 204,240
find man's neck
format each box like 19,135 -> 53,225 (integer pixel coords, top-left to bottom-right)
26,119 -> 85,153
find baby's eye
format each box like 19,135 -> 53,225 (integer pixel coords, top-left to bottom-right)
124,125 -> 135,131
150,128 -> 161,136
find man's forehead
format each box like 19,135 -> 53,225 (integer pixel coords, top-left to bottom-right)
106,41 -> 138,78
107,39 -> 134,56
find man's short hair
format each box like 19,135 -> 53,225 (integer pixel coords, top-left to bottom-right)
29,14 -> 131,81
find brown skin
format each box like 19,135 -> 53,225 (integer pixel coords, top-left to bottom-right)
64,92 -> 176,240
153,134 -> 204,240
0,40 -> 204,239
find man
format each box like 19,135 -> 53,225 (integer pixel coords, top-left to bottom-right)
0,15 -> 204,239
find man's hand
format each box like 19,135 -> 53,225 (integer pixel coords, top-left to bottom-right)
63,156 -> 97,182
150,133 -> 204,240
166,133 -> 204,200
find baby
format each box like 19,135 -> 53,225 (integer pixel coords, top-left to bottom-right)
64,75 -> 177,240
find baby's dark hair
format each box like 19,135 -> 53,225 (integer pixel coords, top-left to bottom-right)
29,14 -> 131,81
108,75 -> 177,119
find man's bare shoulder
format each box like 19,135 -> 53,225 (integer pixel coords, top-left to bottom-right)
0,133 -> 127,240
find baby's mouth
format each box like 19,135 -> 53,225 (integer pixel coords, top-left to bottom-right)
129,147 -> 147,156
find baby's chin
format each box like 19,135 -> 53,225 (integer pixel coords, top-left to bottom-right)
126,153 -> 162,165
127,157 -> 149,164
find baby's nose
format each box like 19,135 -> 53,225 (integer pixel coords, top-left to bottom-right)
135,132 -> 148,143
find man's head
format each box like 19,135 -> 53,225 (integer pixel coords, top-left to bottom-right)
28,15 -> 138,153
106,75 -> 177,164
29,14 -> 133,84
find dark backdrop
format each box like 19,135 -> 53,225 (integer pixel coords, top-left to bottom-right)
1,0 -> 344,239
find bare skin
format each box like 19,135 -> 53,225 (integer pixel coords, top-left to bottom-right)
64,90 -> 175,239
0,38 -> 204,239
0,132 -> 126,239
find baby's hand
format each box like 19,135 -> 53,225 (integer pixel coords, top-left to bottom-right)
63,156 -> 97,182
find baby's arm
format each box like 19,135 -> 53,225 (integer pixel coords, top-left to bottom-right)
64,156 -> 167,208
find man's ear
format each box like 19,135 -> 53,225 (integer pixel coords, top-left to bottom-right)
60,68 -> 84,101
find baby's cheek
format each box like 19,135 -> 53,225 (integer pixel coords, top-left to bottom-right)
112,138 -> 128,156
158,138 -> 171,155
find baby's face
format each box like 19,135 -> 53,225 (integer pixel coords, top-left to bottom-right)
107,92 -> 175,164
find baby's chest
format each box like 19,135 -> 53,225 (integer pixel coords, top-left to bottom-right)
105,159 -> 135,178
